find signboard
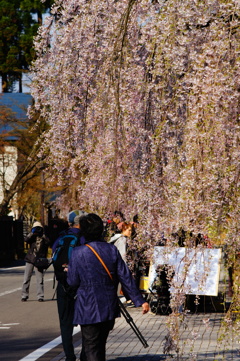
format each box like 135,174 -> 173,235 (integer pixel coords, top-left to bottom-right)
148,247 -> 222,296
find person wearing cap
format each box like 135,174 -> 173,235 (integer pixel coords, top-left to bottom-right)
67,213 -> 149,361
21,221 -> 50,302
52,210 -> 87,361
52,210 -> 88,254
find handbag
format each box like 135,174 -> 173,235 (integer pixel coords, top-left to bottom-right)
34,257 -> 52,269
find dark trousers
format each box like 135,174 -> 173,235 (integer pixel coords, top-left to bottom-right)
57,282 -> 76,361
80,320 -> 115,361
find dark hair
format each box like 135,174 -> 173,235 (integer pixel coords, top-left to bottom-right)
121,222 -> 133,233
80,213 -> 104,241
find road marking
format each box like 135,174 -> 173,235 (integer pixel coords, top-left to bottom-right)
0,278 -> 53,297
0,322 -> 20,330
19,325 -> 80,360
0,288 -> 22,297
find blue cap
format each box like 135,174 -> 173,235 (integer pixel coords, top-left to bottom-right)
68,210 -> 88,225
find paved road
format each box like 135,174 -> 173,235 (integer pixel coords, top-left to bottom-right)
50,309 -> 240,361
1,263 -> 239,361
0,264 -> 74,361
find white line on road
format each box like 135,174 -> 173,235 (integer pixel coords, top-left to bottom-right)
0,278 -> 53,297
0,322 -> 20,330
0,287 -> 22,297
19,325 -> 81,361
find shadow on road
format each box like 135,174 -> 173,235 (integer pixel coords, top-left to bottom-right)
108,355 -> 166,361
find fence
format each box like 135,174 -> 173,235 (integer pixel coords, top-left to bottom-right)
0,216 -> 25,265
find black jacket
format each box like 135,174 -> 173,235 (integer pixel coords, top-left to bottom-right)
24,232 -> 50,264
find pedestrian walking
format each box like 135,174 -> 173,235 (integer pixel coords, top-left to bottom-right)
108,221 -> 133,263
67,213 -> 149,361
52,210 -> 87,361
21,221 -> 50,302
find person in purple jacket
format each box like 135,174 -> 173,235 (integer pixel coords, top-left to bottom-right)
67,213 -> 149,361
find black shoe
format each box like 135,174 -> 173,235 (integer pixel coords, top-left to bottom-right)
126,301 -> 135,308
38,299 -> 44,302
21,297 -> 28,302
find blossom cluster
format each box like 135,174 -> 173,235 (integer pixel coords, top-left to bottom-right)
29,0 -> 240,246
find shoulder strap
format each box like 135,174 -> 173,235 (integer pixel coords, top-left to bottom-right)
68,229 -> 80,236
58,231 -> 79,245
85,244 -> 113,280
86,246 -> 149,349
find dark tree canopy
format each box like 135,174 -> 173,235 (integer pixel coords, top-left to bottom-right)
0,0 -> 53,92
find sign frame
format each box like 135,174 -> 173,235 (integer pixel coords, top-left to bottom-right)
148,247 -> 222,296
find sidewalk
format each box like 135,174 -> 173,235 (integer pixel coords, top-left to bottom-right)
48,307 -> 240,361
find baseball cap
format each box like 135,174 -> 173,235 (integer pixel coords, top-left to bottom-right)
68,210 -> 88,225
32,221 -> 43,228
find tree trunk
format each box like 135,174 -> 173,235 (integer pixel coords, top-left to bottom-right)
2,74 -> 9,93
37,10 -> 43,25
0,157 -> 44,217
19,73 -> 22,93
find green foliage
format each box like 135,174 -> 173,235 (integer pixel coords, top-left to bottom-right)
0,0 -> 54,92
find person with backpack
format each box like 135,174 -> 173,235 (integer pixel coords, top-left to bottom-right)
21,221 -> 50,302
52,210 -> 88,361
67,213 -> 149,361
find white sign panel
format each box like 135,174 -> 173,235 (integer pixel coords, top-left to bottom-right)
149,247 -> 222,296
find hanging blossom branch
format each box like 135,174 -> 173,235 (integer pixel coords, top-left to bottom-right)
29,0 -> 240,357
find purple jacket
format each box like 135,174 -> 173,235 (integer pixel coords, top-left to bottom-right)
67,240 -> 145,325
